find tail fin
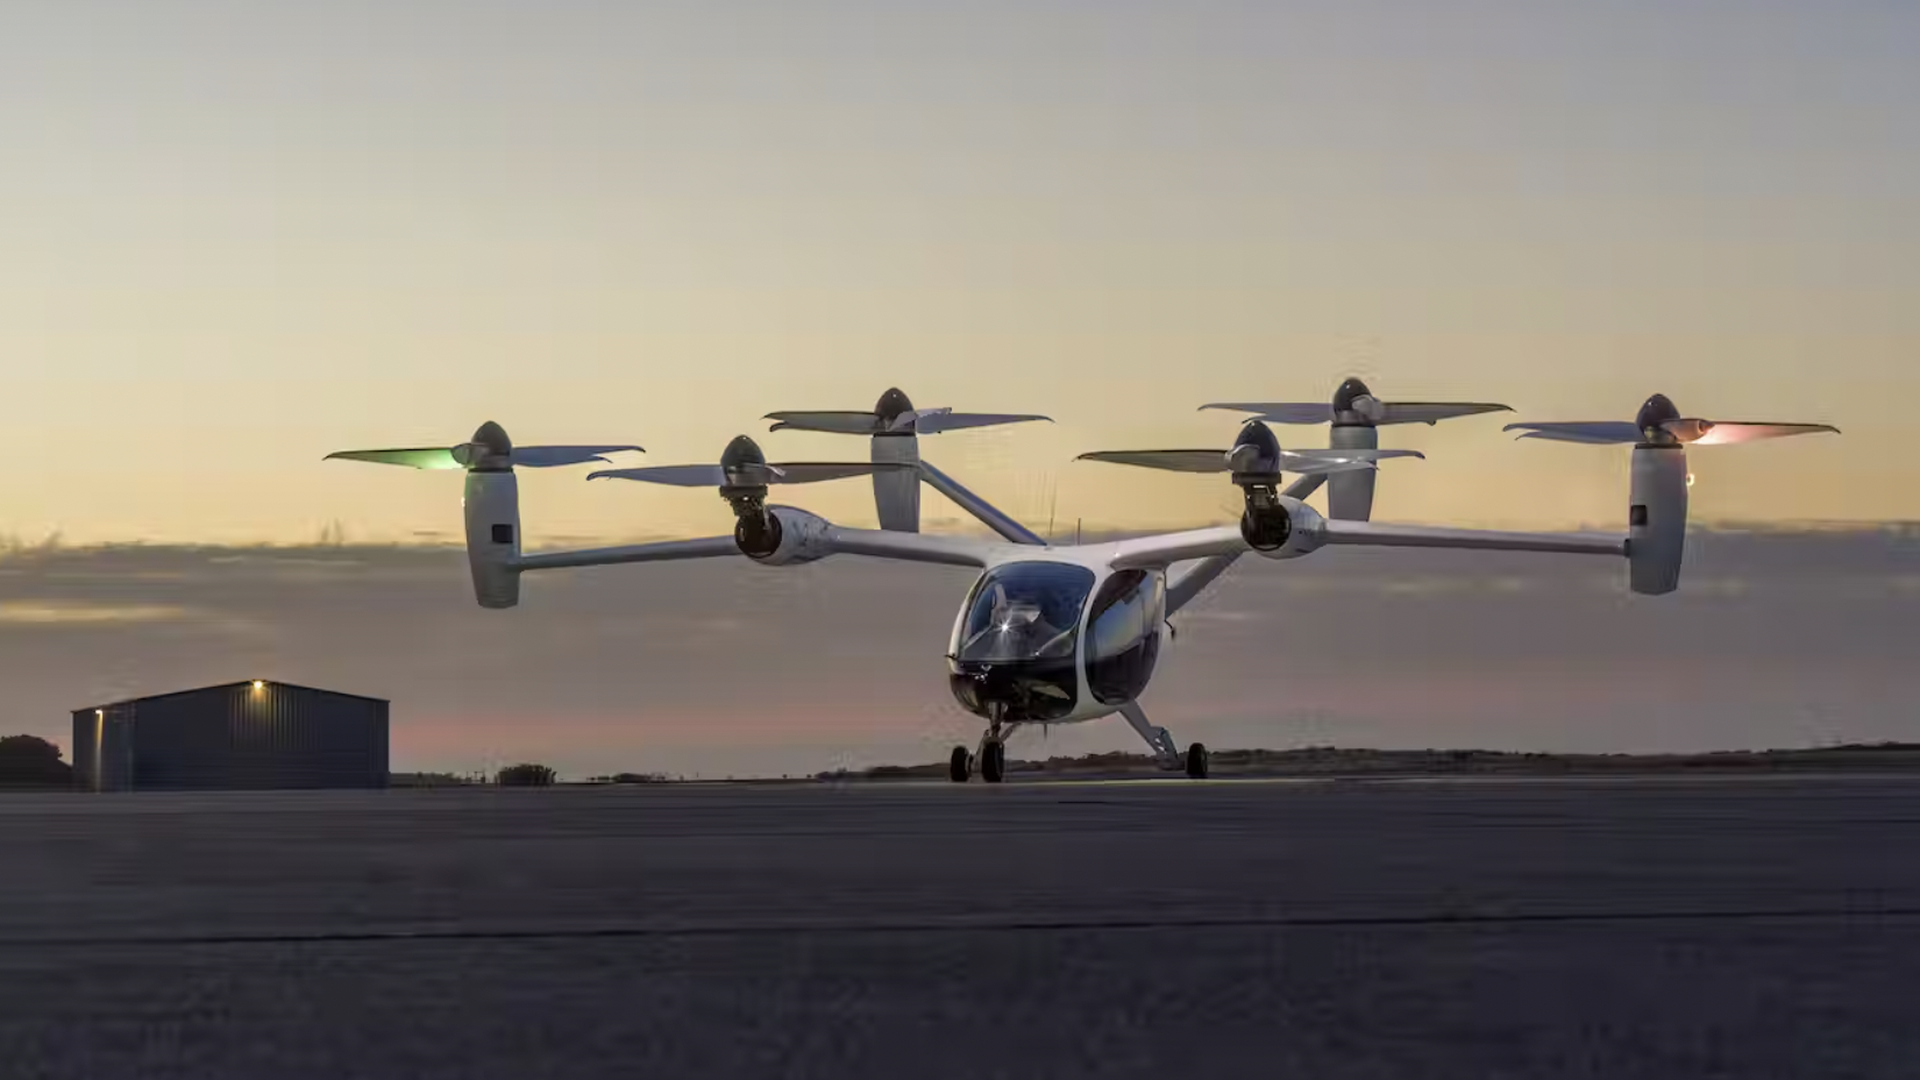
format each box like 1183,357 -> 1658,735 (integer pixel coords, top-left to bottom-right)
463,471 -> 522,608
1628,445 -> 1688,595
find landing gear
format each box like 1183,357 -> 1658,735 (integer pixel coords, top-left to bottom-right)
970,705 -> 1014,784
1185,742 -> 1210,779
948,746 -> 972,783
1118,703 -> 1183,772
1119,703 -> 1210,779
979,739 -> 1007,783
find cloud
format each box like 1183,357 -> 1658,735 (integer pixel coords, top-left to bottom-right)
0,528 -> 1913,778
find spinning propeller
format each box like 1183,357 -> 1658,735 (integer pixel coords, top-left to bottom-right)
1201,377 -> 1511,427
1504,394 -> 1841,446
325,422 -> 642,471
765,388 -> 1051,436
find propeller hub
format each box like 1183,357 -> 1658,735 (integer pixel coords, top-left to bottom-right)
452,421 -> 515,470
471,421 -> 512,457
720,434 -> 767,470
1635,393 -> 1680,431
875,387 -> 916,424
1228,420 -> 1284,483
1332,377 -> 1374,414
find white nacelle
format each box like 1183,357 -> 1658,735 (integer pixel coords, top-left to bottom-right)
1326,425 -> 1379,521
870,434 -> 921,532
749,506 -> 838,566
1628,444 -> 1688,595
463,471 -> 522,609
1244,497 -> 1330,561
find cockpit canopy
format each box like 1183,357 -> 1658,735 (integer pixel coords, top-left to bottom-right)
946,561 -> 1166,724
952,562 -> 1095,663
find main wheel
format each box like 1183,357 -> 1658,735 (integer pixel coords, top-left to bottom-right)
1185,742 -> 1210,779
948,746 -> 972,783
980,740 -> 1007,784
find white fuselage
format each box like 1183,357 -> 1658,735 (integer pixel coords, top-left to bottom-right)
943,547 -> 1167,726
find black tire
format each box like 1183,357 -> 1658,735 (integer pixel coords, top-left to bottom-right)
981,740 -> 1006,784
948,746 -> 971,783
1185,742 -> 1210,779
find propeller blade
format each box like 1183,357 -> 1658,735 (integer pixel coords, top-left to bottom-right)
587,465 -> 729,486
1664,419 -> 1841,445
1197,402 -> 1333,424
764,462 -> 910,484
513,445 -> 645,468
1502,421 -> 1643,444
1277,448 -> 1423,471
909,411 -> 1053,435
763,411 -> 882,435
1271,452 -> 1379,475
1077,450 -> 1231,473
1281,448 -> 1424,462
1378,401 -> 1513,425
324,447 -> 464,470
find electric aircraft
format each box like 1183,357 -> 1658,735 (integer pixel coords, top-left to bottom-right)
326,386 -> 1827,783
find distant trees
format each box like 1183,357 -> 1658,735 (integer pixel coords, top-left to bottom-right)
495,763 -> 557,787
387,772 -> 476,788
586,772 -> 667,785
0,735 -> 74,789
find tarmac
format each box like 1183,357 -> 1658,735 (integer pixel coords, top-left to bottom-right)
3,775 -> 1919,1078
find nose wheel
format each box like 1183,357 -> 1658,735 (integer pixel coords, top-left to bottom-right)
978,739 -> 1007,783
950,709 -> 1016,783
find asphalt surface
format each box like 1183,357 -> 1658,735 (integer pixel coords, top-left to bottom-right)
4,775 -> 1919,1079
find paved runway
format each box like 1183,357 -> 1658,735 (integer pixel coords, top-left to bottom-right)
4,776 -> 1919,1078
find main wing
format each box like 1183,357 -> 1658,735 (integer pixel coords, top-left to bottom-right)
511,520 -> 1003,575
1106,518 -> 1624,571
512,536 -> 744,573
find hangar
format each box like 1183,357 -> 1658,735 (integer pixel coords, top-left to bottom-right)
71,681 -> 389,792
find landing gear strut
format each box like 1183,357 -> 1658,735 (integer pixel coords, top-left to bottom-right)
977,706 -> 1019,784
1120,703 -> 1211,779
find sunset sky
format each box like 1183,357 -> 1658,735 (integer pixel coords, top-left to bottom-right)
1,3 -> 1916,772
2,0 -> 1915,548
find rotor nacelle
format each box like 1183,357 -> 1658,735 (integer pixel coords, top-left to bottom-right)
1240,494 -> 1327,559
762,388 -> 1052,532
326,419 -> 646,610
739,506 -> 835,565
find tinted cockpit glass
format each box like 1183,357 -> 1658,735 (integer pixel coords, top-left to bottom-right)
1086,569 -> 1165,705
953,562 -> 1096,663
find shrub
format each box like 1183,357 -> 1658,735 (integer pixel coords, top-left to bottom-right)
495,763 -> 557,787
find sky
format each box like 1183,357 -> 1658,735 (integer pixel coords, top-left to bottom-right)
2,0 -> 1916,547
0,2 -> 1915,770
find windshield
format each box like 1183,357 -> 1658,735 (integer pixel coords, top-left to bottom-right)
953,562 -> 1095,663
